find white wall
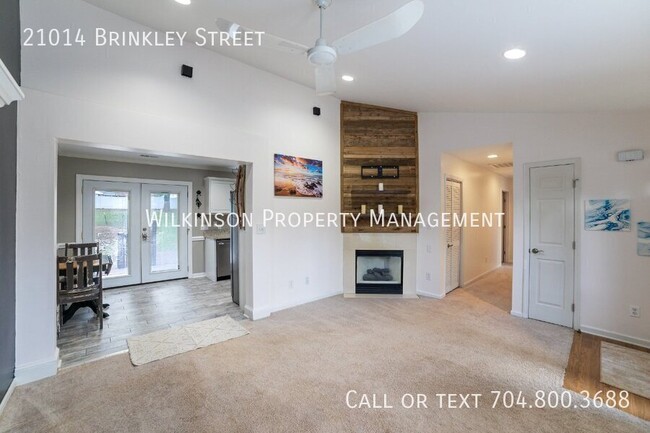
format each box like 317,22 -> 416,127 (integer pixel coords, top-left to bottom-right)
418,112 -> 650,347
16,0 -> 342,383
441,154 -> 512,285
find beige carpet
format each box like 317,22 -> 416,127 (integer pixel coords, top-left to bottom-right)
1,268 -> 648,432
601,341 -> 650,399
127,315 -> 249,366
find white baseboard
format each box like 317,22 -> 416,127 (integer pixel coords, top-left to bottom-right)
14,348 -> 59,386
461,265 -> 501,287
244,304 -> 271,321
272,291 -> 343,315
416,290 -> 445,299
510,310 -> 523,318
580,325 -> 650,349
0,379 -> 16,416
190,272 -> 206,279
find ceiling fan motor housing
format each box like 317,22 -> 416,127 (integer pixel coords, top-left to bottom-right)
307,39 -> 337,66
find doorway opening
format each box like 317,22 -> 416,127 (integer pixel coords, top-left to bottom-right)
56,142 -> 248,367
441,143 -> 514,313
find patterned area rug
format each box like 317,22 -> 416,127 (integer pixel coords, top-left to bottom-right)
601,341 -> 650,399
127,315 -> 249,366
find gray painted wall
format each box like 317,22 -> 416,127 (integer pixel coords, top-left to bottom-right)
57,156 -> 233,274
0,0 -> 20,401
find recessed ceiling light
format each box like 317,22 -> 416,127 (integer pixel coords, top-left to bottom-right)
175,0 -> 191,5
503,48 -> 526,60
487,154 -> 499,159
341,75 -> 354,82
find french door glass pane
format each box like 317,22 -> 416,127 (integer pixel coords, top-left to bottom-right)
95,190 -> 130,277
149,192 -> 180,273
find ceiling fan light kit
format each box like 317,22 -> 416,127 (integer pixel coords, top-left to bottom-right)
216,0 -> 424,96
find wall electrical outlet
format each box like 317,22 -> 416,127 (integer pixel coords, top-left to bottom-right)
629,305 -> 640,318
305,277 -> 310,285
289,280 -> 294,289
425,272 -> 431,281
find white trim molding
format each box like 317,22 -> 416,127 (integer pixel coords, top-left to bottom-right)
461,266 -> 501,288
416,290 -> 445,300
192,236 -> 205,242
14,347 -> 59,386
190,272 -> 206,279
0,58 -> 24,108
510,310 -> 524,318
581,326 -> 650,349
0,379 -> 17,416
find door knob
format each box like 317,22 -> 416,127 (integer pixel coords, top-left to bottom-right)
530,248 -> 543,254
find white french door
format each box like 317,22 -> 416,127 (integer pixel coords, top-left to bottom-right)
82,180 -> 189,288
141,184 -> 188,283
445,178 -> 462,293
528,164 -> 575,327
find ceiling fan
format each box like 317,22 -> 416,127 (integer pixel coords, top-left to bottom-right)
216,0 -> 424,95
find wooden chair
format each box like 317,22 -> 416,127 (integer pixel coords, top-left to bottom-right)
65,242 -> 98,257
65,242 -> 113,275
58,253 -> 104,329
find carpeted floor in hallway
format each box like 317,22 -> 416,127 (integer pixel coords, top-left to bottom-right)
1,268 -> 647,432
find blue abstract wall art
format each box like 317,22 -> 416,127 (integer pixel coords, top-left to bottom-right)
584,199 -> 631,231
638,222 -> 650,256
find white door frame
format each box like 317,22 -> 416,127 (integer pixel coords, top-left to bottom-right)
444,174 -> 463,291
75,174 -> 194,279
522,158 -> 581,331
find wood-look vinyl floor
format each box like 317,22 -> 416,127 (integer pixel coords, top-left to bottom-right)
57,278 -> 245,368
564,331 -> 650,421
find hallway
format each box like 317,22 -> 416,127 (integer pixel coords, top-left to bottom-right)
456,265 -> 512,314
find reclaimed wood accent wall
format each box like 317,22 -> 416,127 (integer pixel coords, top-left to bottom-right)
340,101 -> 419,233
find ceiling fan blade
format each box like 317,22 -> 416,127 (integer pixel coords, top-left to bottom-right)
332,0 -> 424,55
314,64 -> 337,96
215,18 -> 309,55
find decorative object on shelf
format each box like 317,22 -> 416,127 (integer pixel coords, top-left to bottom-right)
585,199 -> 631,231
638,222 -> 650,256
361,204 -> 366,214
0,58 -> 24,108
274,154 -> 323,198
195,190 -> 202,209
378,204 -> 384,215
378,182 -> 384,191
361,165 -> 400,179
398,205 -> 404,214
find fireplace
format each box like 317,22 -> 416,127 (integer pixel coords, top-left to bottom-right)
355,250 -> 404,295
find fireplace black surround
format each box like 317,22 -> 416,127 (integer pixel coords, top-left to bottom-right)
355,250 -> 404,295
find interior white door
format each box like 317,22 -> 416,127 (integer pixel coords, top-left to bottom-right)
141,184 -> 189,283
445,179 -> 462,293
529,164 -> 575,327
82,180 -> 141,288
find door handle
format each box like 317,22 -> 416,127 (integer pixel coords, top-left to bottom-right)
530,248 -> 543,254
447,243 -> 453,248
142,229 -> 148,241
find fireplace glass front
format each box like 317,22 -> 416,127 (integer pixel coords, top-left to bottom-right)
355,250 -> 404,295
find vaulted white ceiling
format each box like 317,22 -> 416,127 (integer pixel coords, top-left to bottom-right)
81,0 -> 650,112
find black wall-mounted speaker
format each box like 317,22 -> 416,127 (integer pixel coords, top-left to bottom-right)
313,107 -> 321,116
181,64 -> 193,78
